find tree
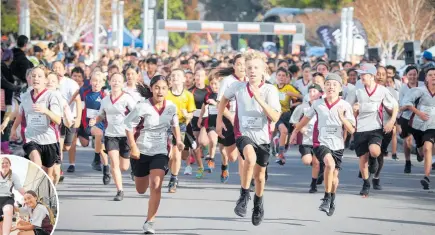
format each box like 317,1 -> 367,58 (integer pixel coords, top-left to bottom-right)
201,0 -> 263,22
354,0 -> 435,59
267,0 -> 353,12
1,4 -> 19,33
156,0 -> 188,50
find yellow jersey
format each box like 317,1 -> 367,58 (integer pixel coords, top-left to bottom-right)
165,89 -> 196,124
276,84 -> 300,113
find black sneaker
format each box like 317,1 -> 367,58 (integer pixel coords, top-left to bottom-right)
168,178 -> 178,193
130,171 -> 135,181
349,141 -> 355,151
421,177 -> 430,190
114,190 -> 124,201
372,178 -> 382,190
103,165 -> 111,185
392,154 -> 399,161
234,190 -> 251,217
360,182 -> 370,197
92,161 -> 102,171
319,197 -> 331,214
67,165 -> 75,173
416,148 -> 424,162
309,183 -> 317,193
249,179 -> 255,192
252,199 -> 264,226
327,201 -> 335,216
368,157 -> 379,174
404,163 -> 411,174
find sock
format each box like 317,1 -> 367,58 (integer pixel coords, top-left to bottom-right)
311,178 -> 317,185
363,179 -> 370,185
424,176 -> 430,182
406,160 -> 411,165
241,187 -> 250,194
331,193 -> 336,202
70,164 -> 75,166
254,194 -> 263,204
278,146 -> 285,154
221,165 -> 228,171
324,192 -> 331,199
94,153 -> 100,162
171,174 -> 178,180
103,165 -> 110,175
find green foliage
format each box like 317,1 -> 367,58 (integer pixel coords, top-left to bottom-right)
1,5 -> 18,33
269,0 -> 353,11
156,0 -> 187,50
126,8 -> 142,29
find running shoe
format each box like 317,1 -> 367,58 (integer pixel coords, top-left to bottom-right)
59,170 -> 65,183
404,163 -> 412,174
67,165 -> 75,173
184,165 -> 193,175
317,173 -> 324,185
309,183 -> 317,193
319,197 -> 331,214
275,153 -> 286,165
221,169 -> 229,183
392,154 -> 399,161
168,178 -> 178,193
142,221 -> 155,234
91,160 -> 102,171
421,177 -> 430,190
196,168 -> 204,179
252,198 -> 264,226
360,182 -> 370,197
372,178 -> 382,190
205,159 -> 215,173
114,190 -> 124,201
327,201 -> 335,216
349,141 -> 355,151
416,148 -> 424,162
234,190 -> 251,217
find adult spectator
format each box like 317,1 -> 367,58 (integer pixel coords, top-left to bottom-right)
10,35 -> 34,84
419,51 -> 435,82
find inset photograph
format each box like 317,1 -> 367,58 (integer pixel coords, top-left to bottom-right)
0,155 -> 58,235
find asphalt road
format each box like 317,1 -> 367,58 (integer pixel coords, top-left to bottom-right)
53,145 -> 435,235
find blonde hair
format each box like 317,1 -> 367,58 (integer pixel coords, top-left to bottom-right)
91,71 -> 105,81
244,50 -> 267,62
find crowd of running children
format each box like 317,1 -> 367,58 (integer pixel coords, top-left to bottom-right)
2,47 -> 435,234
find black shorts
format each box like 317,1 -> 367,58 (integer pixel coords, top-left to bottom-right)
422,129 -> 435,145
299,145 -> 314,157
33,228 -> 50,235
60,124 -> 76,146
218,117 -> 236,147
275,111 -> 292,131
205,115 -> 217,133
381,131 -> 393,154
77,125 -> 89,139
235,136 -> 270,167
104,136 -> 130,158
131,154 -> 169,177
353,129 -> 383,157
191,116 -> 203,132
23,142 -> 60,168
313,145 -> 343,169
398,117 -> 413,138
171,124 -> 195,150
0,196 -> 15,219
413,129 -> 425,148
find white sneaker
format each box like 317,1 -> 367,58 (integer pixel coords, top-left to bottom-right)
184,165 -> 193,175
142,221 -> 155,234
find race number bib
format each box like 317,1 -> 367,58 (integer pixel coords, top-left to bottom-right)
421,105 -> 435,116
144,131 -> 166,149
108,114 -> 124,125
208,105 -> 218,115
359,102 -> 378,113
279,92 -> 286,101
86,109 -> 99,119
321,126 -> 341,139
28,114 -> 48,127
241,116 -> 262,129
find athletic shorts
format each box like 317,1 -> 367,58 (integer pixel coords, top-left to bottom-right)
422,129 -> 435,145
0,196 -> 15,219
235,136 -> 270,167
191,116 -> 203,132
77,123 -> 105,139
204,115 -> 217,133
131,154 -> 169,177
381,131 -> 393,154
60,124 -> 76,146
104,136 -> 130,158
171,124 -> 196,150
398,117 -> 413,138
33,228 -> 50,235
23,142 -> 60,168
299,145 -> 314,157
412,129 -> 425,148
275,111 -> 292,131
313,145 -> 343,170
353,129 -> 383,157
218,116 -> 236,147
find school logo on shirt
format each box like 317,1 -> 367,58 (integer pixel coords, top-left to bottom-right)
96,97 -> 102,102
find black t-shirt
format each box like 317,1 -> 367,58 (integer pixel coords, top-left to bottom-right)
191,87 -> 209,109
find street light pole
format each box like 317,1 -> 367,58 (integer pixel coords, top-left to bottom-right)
111,0 -> 118,47
164,0 -> 168,20
143,0 -> 149,49
118,1 -> 125,52
93,0 -> 101,60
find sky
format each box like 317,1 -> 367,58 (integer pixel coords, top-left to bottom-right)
1,154 -> 30,203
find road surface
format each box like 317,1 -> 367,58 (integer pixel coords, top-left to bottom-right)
54,146 -> 435,235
